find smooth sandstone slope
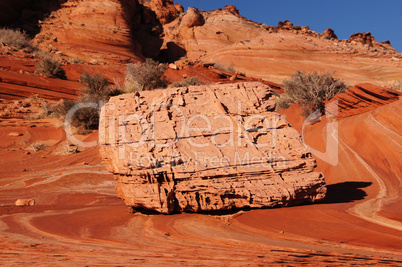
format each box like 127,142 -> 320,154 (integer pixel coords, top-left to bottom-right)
283,83 -> 402,231
99,82 -> 326,213
33,0 -> 144,63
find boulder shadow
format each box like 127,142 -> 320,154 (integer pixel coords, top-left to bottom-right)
322,181 -> 372,204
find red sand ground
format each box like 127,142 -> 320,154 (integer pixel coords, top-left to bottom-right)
0,85 -> 401,265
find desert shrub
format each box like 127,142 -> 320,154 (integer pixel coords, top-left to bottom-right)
275,95 -> 292,111
34,73 -> 113,132
293,25 -> 302,30
51,99 -> 75,118
213,62 -> 236,73
36,57 -> 66,79
283,71 -> 347,116
80,72 -> 111,101
30,142 -> 49,152
170,76 -> 203,87
390,80 -> 402,92
68,57 -> 84,64
0,28 -> 32,50
125,58 -> 167,92
70,106 -> 100,133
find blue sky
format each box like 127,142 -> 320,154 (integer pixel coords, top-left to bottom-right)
175,0 -> 402,52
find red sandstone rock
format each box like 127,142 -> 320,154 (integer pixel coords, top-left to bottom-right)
180,7 -> 205,29
33,0 -> 145,63
323,28 -> 338,39
278,20 -> 294,30
349,32 -> 374,46
15,198 -> 35,206
99,82 -> 326,214
225,5 -> 240,15
141,0 -> 180,25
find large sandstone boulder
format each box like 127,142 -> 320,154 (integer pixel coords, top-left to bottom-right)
99,82 -> 326,214
180,7 -> 205,29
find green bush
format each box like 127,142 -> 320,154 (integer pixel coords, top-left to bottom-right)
170,76 -> 203,87
36,57 -> 66,79
125,58 -> 167,92
283,71 -> 347,116
0,28 -> 32,50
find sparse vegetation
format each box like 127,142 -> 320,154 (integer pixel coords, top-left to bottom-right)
390,80 -> 402,92
80,72 -> 111,102
36,57 -> 67,79
125,58 -> 167,92
30,142 -> 49,152
170,76 -> 204,88
35,73 -> 115,133
0,28 -> 32,50
68,57 -> 84,64
283,71 -> 348,116
293,25 -> 302,30
275,95 -> 292,111
213,62 -> 236,73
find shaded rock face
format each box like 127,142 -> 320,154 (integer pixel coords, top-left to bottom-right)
349,32 -> 374,46
141,0 -> 181,25
99,82 -> 326,214
225,5 -> 239,15
278,20 -> 293,30
0,0 -> 65,35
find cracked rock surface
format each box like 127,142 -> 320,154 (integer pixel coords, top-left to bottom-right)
99,82 -> 326,213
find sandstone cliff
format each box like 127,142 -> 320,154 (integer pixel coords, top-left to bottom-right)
99,82 -> 326,213
162,7 -> 401,85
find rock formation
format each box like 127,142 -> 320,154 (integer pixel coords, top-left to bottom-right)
225,5 -> 240,15
99,82 -> 326,214
349,32 -> 374,46
323,28 -> 338,39
180,7 -> 205,29
348,32 -> 394,51
15,198 -> 35,206
140,0 -> 181,25
162,9 -> 401,85
278,20 -> 294,30
34,0 -> 145,63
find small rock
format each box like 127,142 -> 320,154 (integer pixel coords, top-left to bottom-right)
279,230 -> 285,234
168,63 -> 178,70
15,199 -> 35,206
8,132 -> 22,137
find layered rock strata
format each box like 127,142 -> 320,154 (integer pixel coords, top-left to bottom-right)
99,82 -> 326,214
